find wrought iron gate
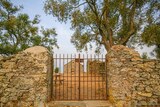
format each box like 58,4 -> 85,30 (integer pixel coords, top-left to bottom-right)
53,54 -> 107,100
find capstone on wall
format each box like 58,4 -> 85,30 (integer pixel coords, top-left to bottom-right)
106,45 -> 160,107
0,46 -> 52,107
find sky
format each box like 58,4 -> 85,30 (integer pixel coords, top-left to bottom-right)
11,0 -> 79,54
11,0 -> 155,58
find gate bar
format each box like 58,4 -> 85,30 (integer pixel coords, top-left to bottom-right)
67,54 -> 68,100
94,54 -> 96,99
78,54 -> 81,100
53,54 -> 107,100
83,54 -> 85,100
87,54 -> 89,99
63,54 -> 64,99
71,54 -> 73,100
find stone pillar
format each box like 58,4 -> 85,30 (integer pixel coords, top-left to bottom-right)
0,46 -> 52,106
106,45 -> 140,106
106,45 -> 160,107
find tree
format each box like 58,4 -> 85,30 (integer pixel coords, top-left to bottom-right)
54,67 -> 59,73
141,24 -> 160,59
44,0 -> 160,53
0,0 -> 58,55
141,52 -> 150,59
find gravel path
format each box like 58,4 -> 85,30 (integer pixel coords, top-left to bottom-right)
47,101 -> 113,107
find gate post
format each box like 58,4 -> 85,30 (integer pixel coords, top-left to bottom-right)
47,53 -> 53,102
105,54 -> 109,100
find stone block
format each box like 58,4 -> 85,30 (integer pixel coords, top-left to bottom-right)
156,63 -> 160,69
131,57 -> 142,62
139,101 -> 147,105
137,92 -> 152,97
145,86 -> 153,92
1,97 -> 8,103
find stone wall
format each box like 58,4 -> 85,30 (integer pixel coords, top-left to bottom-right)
0,46 -> 53,107
87,60 -> 105,74
106,45 -> 160,107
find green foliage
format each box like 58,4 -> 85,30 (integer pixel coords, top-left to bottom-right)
0,0 -> 58,55
44,0 -> 160,55
142,24 -> 160,59
54,67 -> 59,73
141,52 -> 150,59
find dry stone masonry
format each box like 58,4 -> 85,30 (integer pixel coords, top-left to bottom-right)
0,45 -> 160,107
106,45 -> 160,107
0,46 -> 52,107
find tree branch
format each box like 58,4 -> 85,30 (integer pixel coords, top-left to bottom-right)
98,28 -> 110,51
118,1 -> 137,45
71,2 -> 87,8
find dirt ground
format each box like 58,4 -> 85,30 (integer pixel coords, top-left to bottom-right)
53,72 -> 107,100
47,101 -> 113,107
